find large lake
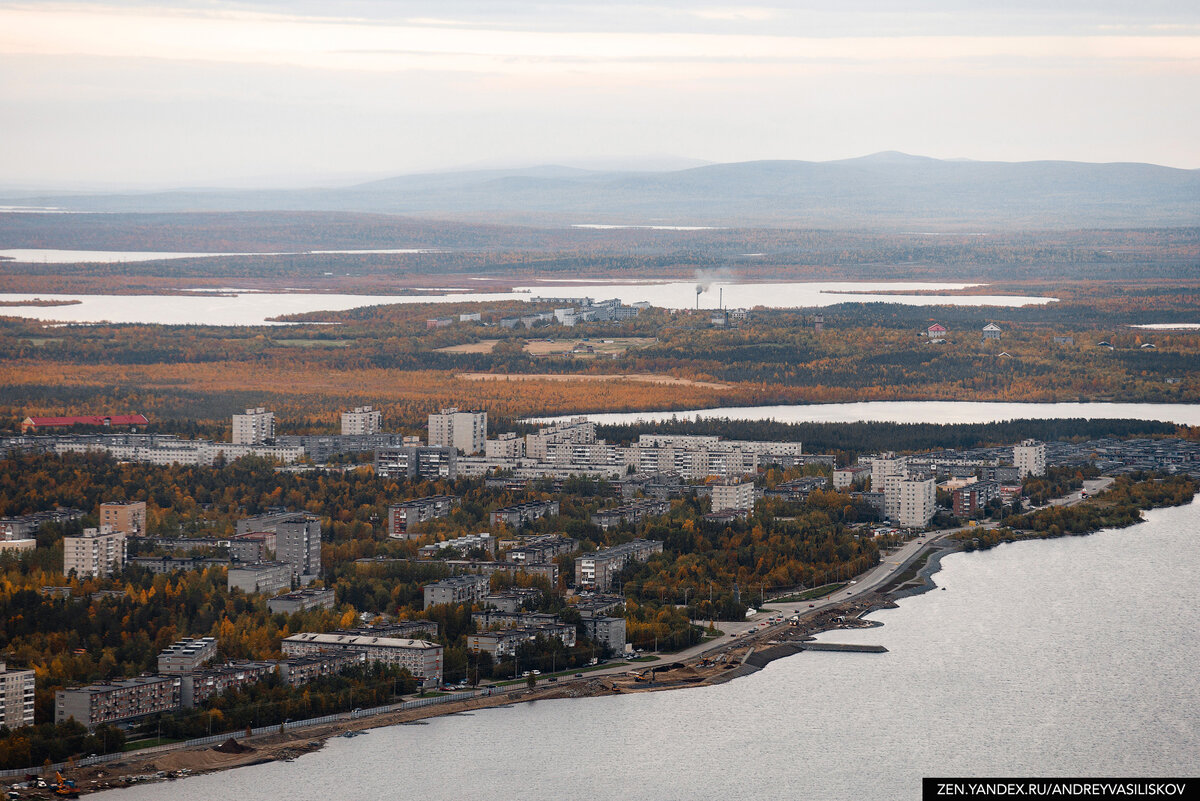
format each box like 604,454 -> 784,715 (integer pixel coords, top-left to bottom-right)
92,499 -> 1200,801
536,400 -> 1200,428
0,281 -> 1054,326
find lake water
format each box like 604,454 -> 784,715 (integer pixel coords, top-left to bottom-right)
91,499 -> 1200,801
0,282 -> 1054,326
0,248 -> 444,263
535,400 -> 1200,428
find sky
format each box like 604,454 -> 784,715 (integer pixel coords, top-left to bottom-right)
1,1 -> 1198,189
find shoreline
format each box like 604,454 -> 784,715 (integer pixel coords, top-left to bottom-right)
47,486 -> 1198,797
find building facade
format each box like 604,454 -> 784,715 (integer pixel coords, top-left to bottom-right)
423,575 -> 491,608
0,661 -> 35,729
227,562 -> 293,595
897,477 -> 936,528
281,633 -> 443,688
711,481 -> 755,512
1013,439 -> 1047,478
63,526 -> 126,578
157,637 -> 218,674
575,539 -> 664,591
387,496 -> 459,539
56,675 -> 182,727
268,587 -> 337,615
99,501 -> 146,536
428,407 -> 488,455
341,405 -> 383,436
232,407 -> 275,445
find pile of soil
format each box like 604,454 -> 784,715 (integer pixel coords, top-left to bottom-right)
212,738 -> 255,755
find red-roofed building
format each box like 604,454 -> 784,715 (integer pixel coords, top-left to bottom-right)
926,324 -> 947,340
21,414 -> 148,433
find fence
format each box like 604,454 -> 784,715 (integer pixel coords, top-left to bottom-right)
0,690 -> 483,780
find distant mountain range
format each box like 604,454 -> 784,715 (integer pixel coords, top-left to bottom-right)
4,152 -> 1198,228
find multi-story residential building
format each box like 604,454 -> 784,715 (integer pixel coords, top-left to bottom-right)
0,661 -> 35,728
485,432 -> 526,459
281,633 -> 443,688
524,417 -> 596,459
580,614 -> 627,654
764,477 -> 829,502
1013,439 -> 1047,478
56,675 -> 182,727
591,500 -> 672,530
479,589 -> 544,613
235,511 -> 305,537
428,407 -> 488,455
99,501 -> 146,536
982,323 -> 1003,340
128,556 -> 229,575
267,587 -> 336,614
232,407 -> 275,445
227,561 -> 293,595
374,446 -> 457,480
277,652 -> 365,687
0,507 -> 83,540
335,621 -> 441,641
504,535 -> 578,564
181,661 -> 278,708
871,453 -> 909,520
575,539 -> 664,591
387,496 -> 459,539
897,477 -> 937,528
952,481 -> 1001,517
490,501 -> 560,529
467,623 -> 577,659
341,405 -> 383,436
229,531 -> 276,562
157,637 -> 218,674
471,610 -> 561,630
63,526 -> 126,578
276,516 -> 322,582
418,533 -> 495,559
711,481 -> 755,513
833,466 -> 871,490
423,574 -> 491,608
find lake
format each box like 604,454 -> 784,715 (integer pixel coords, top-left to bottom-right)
534,400 -> 1200,428
90,499 -> 1200,801
0,248 -> 445,263
0,282 -> 1054,326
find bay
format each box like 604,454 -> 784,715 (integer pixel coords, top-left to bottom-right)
92,500 -> 1200,801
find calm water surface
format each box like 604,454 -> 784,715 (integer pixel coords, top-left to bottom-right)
0,281 -> 1053,326
536,400 -> 1200,427
93,501 -> 1200,801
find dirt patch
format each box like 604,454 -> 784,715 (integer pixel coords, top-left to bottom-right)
435,340 -> 500,354
456,372 -> 727,389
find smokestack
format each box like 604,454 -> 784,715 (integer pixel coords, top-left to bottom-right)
696,285 -> 702,309
719,287 -> 723,310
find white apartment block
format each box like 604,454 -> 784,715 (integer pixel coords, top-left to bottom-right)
341,405 -> 382,436
897,477 -> 936,528
0,661 -> 35,728
63,526 -> 126,578
1013,440 -> 1046,479
524,417 -> 596,459
232,407 -> 275,445
485,432 -> 526,459
871,453 -> 909,520
428,407 -> 488,454
711,481 -> 756,512
281,633 -> 443,688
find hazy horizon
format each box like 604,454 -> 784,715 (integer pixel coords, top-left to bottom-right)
2,1 -> 1199,187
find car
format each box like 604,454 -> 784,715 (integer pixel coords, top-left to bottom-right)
808,604 -> 815,608
532,670 -> 541,675
575,673 -> 584,678
522,671 -> 532,677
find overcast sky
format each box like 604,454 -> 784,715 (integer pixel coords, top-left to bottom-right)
1,1 -> 1198,188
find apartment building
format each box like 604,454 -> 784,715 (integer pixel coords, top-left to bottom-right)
591,500 -> 672,530
575,539 -> 664,591
952,481 -> 1001,517
490,501 -> 560,529
63,526 -> 126,578
267,587 -> 337,615
232,407 -> 275,445
524,417 -> 596,459
467,623 -> 577,659
281,633 -> 443,688
387,496 -> 459,539
276,516 -> 322,582
423,574 -> 491,608
504,535 -> 578,564
56,675 -> 182,727
1014,439 -> 1047,478
485,432 -> 525,459
341,405 -> 382,436
227,561 -> 293,595
418,533 -> 495,559
711,481 -> 755,513
157,637 -> 218,674
0,661 -> 35,728
897,477 -> 937,528
374,446 -> 457,480
229,531 -> 275,562
833,466 -> 871,490
580,615 -> 627,654
99,501 -> 146,536
428,407 -> 488,454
